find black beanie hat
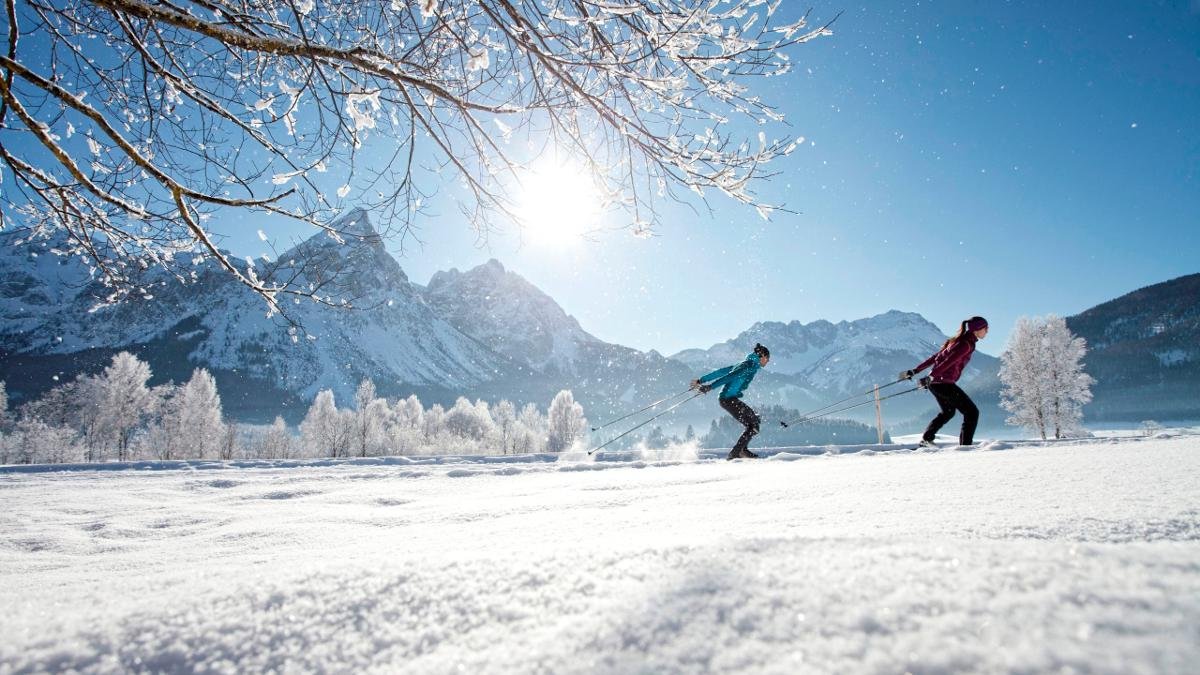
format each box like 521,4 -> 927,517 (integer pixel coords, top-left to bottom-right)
753,343 -> 770,358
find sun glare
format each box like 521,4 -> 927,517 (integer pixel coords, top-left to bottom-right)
514,162 -> 603,248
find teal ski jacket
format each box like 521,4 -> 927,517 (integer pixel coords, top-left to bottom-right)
698,353 -> 761,400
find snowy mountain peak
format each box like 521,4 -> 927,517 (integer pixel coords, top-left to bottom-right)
423,260 -> 597,372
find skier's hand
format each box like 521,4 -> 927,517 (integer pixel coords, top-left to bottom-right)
900,369 -> 915,381
698,383 -> 713,394
690,379 -> 701,390
918,376 -> 932,389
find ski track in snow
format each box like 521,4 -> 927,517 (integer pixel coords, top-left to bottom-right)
2,437 -> 1199,674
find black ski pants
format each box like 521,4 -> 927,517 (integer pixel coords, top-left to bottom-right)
923,382 -> 979,445
719,396 -> 760,455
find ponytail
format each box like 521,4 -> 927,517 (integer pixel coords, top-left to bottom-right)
942,316 -> 988,350
941,321 -> 969,350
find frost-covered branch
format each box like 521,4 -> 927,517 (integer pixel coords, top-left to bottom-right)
0,0 -> 832,310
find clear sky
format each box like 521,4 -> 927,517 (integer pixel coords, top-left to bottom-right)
214,1 -> 1200,357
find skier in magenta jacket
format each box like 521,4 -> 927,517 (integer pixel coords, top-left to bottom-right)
902,316 -> 988,447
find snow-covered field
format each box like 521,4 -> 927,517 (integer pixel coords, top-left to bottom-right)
2,436 -> 1199,674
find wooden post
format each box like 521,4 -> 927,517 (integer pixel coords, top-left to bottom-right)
874,384 -> 884,445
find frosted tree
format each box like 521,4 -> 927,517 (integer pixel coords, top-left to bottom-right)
351,379 -> 389,457
96,352 -> 160,461
10,417 -> 83,464
0,381 -> 10,433
300,389 -> 350,458
0,0 -> 834,311
1000,317 -> 1050,439
547,390 -> 586,453
444,397 -> 495,443
1000,316 -> 1095,440
260,416 -> 295,460
393,395 -> 424,431
386,395 -> 424,456
1041,316 -> 1095,439
218,424 -> 239,460
423,404 -> 446,445
153,368 -> 225,460
492,400 -> 516,455
514,402 -> 547,454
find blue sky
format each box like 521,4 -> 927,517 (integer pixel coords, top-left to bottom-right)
214,1 -> 1200,357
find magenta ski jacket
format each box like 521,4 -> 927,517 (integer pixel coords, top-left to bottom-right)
914,333 -> 977,384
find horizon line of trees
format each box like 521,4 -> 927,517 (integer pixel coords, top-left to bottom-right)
0,352 -> 589,465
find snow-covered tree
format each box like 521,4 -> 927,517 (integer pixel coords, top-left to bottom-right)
56,376 -> 104,462
423,404 -> 446,444
260,417 -> 296,460
393,395 -> 424,431
1000,315 -> 1095,440
1000,318 -> 1049,439
1,1 -> 833,312
1041,316 -> 1095,438
386,395 -> 424,456
684,425 -> 696,443
444,397 -> 495,443
350,379 -> 389,457
153,368 -> 225,460
96,352 -> 160,461
492,400 -> 516,455
513,403 -> 547,455
9,417 -> 82,464
300,390 -> 350,458
0,381 -> 11,434
1141,420 -> 1163,438
547,390 -> 587,453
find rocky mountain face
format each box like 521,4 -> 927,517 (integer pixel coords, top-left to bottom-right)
420,258 -> 696,423
0,209 -> 505,419
0,211 -> 693,423
1065,273 -> 1200,421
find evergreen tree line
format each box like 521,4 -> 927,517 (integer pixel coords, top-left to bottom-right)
0,353 -> 588,465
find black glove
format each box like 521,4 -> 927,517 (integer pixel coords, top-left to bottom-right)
899,369 -> 915,380
918,376 -> 932,388
698,383 -> 713,394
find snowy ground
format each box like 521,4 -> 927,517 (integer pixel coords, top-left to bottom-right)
2,435 -> 1199,674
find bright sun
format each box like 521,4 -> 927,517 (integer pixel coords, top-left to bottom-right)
514,162 -> 603,248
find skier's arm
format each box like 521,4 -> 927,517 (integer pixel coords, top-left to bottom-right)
700,358 -> 755,389
916,339 -> 970,374
697,364 -> 735,386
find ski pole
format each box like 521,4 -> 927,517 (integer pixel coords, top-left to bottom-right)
781,386 -> 923,428
589,387 -> 696,432
779,378 -> 908,427
588,391 -> 705,456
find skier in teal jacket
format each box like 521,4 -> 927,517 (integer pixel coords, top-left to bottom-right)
692,343 -> 770,460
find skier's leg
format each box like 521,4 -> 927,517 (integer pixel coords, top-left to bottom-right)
952,385 -> 979,445
719,397 -> 744,458
734,401 -> 763,454
720,398 -> 759,458
922,383 -> 957,442
732,400 -> 761,457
